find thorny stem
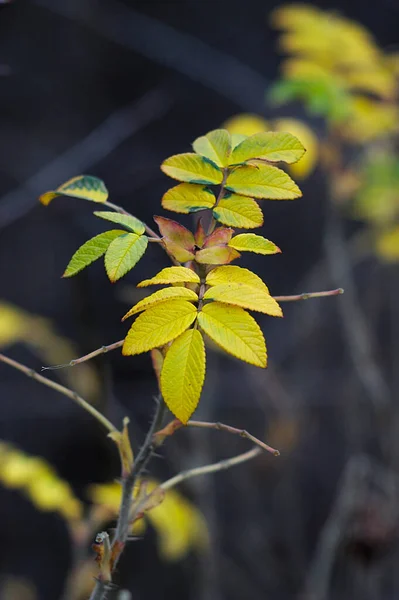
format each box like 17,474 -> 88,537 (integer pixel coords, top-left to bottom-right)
0,353 -> 117,434
160,447 -> 261,491
187,420 -> 280,456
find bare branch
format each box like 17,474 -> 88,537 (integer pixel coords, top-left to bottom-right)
41,340 -> 124,371
160,447 -> 261,492
187,420 -> 280,456
273,288 -> 344,302
0,353 -> 117,434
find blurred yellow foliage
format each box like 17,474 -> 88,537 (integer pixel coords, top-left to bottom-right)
89,480 -> 209,561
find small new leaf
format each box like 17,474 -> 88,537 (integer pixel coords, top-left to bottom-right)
198,302 -> 266,367
137,267 -> 200,287
161,153 -> 223,185
122,300 -> 197,355
160,329 -> 206,423
203,284 -> 283,317
230,131 -> 305,165
63,230 -> 125,277
192,129 -> 232,168
105,233 -> 148,282
228,233 -> 281,255
122,287 -> 198,320
94,211 -> 145,235
206,265 -> 269,293
40,175 -> 108,205
226,164 -> 302,199
162,183 -> 216,214
213,195 -> 264,228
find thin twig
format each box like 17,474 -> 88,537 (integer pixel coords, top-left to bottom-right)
0,353 -> 117,434
273,288 -> 344,302
160,447 -> 261,492
187,420 -> 280,456
41,340 -> 124,371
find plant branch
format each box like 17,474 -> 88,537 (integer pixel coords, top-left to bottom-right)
187,420 -> 280,456
160,447 -> 261,491
273,288 -> 344,302
0,353 -> 117,434
41,340 -> 124,371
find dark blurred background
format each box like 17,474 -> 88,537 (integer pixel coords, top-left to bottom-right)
0,1 -> 399,599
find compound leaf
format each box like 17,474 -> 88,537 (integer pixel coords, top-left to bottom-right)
161,154 -> 223,185
162,183 -> 216,214
94,211 -> 145,235
105,233 -> 148,282
160,329 -> 206,423
198,302 -> 266,367
226,164 -> 302,199
122,287 -> 198,320
192,129 -> 231,168
228,233 -> 281,254
122,300 -> 197,355
63,230 -> 125,277
40,175 -> 108,205
213,195 -> 263,228
204,284 -> 282,317
137,267 -> 200,288
206,265 -> 269,293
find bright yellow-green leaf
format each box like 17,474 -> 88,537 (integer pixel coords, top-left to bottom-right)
0,303 -> 27,346
230,131 -> 305,165
94,211 -> 145,235
122,300 -> 197,355
203,284 -> 282,317
274,118 -> 318,179
192,129 -> 232,168
162,183 -> 216,214
39,175 -> 108,205
122,287 -> 198,320
137,267 -> 200,288
228,233 -> 281,255
160,329 -> 205,423
213,195 -> 263,228
105,233 -> 148,282
198,302 -> 266,367
376,226 -> 399,262
226,165 -> 302,199
231,134 -> 248,148
161,153 -> 223,185
63,230 -> 125,277
206,265 -> 269,293
195,246 -> 240,265
223,114 -> 269,136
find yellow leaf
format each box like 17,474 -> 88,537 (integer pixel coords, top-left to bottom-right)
376,226 -> 399,262
192,129 -> 232,168
231,131 -> 305,165
122,287 -> 198,320
162,183 -> 216,214
0,303 -> 27,346
228,233 -> 281,255
213,194 -> 264,228
344,97 -> 399,142
206,265 -> 269,293
198,302 -> 266,367
161,153 -> 223,185
160,329 -> 205,423
226,165 -> 301,199
39,175 -> 108,205
137,266 -> 200,288
195,246 -> 240,265
222,114 -> 269,136
274,118 -> 318,179
203,284 -> 282,317
108,417 -> 134,476
122,300 -> 197,355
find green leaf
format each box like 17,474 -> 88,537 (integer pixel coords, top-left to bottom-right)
225,164 -> 302,199
213,195 -> 263,228
162,183 -> 216,214
160,329 -> 206,424
192,129 -> 232,168
105,234 -> 148,282
63,230 -> 125,277
94,211 -> 145,235
230,132 -> 305,165
228,233 -> 281,254
40,175 -> 108,205
161,153 -> 223,185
